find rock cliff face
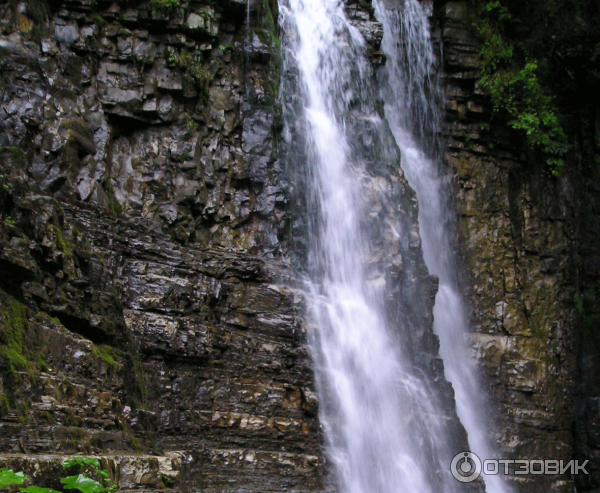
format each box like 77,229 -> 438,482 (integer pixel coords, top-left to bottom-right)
6,0 -> 596,491
0,0 -> 331,490
0,0 -> 471,491
434,1 -> 600,492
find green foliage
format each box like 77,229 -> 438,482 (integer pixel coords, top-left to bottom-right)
61,458 -> 114,493
21,487 -> 62,493
110,199 -> 123,216
61,457 -> 115,493
474,0 -> 570,173
258,0 -> 281,100
129,434 -> 142,451
39,410 -> 54,423
1,173 -> 11,193
187,59 -> 211,102
0,469 -> 25,487
0,457 -> 115,493
1,464 -> 114,493
91,14 -> 107,28
103,181 -> 123,217
16,401 -> 29,424
183,112 -> 196,132
60,475 -> 105,493
165,50 -> 211,102
96,471 -> 109,483
575,293 -> 584,314
0,298 -> 38,408
49,225 -> 73,259
150,0 -> 178,13
483,61 -> 569,167
0,299 -> 29,386
62,459 -> 100,470
92,345 -> 117,369
4,216 -> 16,227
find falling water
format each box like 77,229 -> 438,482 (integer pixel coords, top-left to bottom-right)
373,1 -> 511,493
279,0 -> 472,492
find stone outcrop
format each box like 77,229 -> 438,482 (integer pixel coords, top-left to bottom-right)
434,1 -> 600,492
0,0 -> 464,491
5,0 -> 588,490
0,0 -> 330,491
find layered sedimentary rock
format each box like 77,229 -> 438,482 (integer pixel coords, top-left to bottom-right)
434,1 -> 600,491
7,0 -> 591,491
0,0 -> 330,490
0,0 -> 468,491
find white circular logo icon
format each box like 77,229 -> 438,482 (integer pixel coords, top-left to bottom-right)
451,452 -> 482,483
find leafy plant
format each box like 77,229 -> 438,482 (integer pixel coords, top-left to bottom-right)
0,458 -> 117,493
60,475 -> 105,493
0,469 -> 25,488
184,112 -> 196,132
473,0 -> 571,173
61,457 -> 115,493
61,459 -> 100,470
21,487 -> 62,493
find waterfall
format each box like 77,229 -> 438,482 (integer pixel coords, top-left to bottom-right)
279,0 -> 473,492
373,1 -> 511,493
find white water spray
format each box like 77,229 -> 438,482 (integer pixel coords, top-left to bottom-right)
373,1 -> 511,493
280,0 -> 471,491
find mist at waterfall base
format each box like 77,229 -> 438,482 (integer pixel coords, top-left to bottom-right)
373,1 -> 511,493
278,0 -> 493,491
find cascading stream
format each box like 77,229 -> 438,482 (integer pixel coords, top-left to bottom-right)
373,1 -> 511,493
280,0 -> 469,492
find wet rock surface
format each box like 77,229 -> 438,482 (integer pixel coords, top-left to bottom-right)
0,0 -> 554,490
0,0 -> 285,252
0,194 -> 329,492
0,0 -> 330,491
434,1 -> 600,492
0,0 -> 415,490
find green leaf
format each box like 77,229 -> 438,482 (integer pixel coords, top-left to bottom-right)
0,469 -> 26,488
62,458 -> 101,470
61,475 -> 106,493
21,486 -> 62,493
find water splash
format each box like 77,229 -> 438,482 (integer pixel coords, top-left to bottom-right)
373,1 -> 511,492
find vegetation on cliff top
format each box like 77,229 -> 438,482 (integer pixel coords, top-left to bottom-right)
471,0 -> 600,173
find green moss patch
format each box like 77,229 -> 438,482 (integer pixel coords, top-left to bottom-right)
0,298 -> 28,372
92,345 -> 118,369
